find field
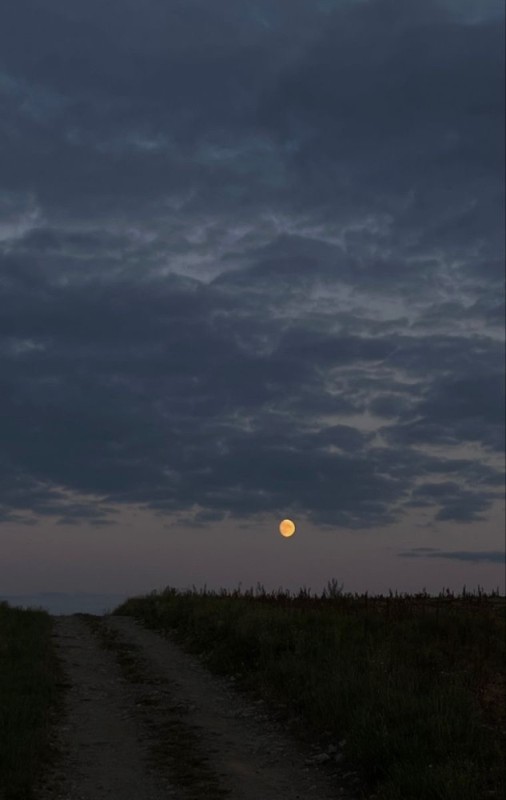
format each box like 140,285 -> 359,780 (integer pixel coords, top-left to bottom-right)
0,601 -> 62,800
115,583 -> 506,800
0,585 -> 504,799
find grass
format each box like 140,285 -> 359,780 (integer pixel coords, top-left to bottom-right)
1,585 -> 503,799
113,582 -> 505,800
0,601 -> 63,800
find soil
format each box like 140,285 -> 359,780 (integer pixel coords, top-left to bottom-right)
37,614 -> 363,800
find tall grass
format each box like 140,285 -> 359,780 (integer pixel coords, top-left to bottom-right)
114,583 -> 505,800
0,601 -> 62,800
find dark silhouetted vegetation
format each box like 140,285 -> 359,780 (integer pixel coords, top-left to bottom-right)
114,582 -> 505,800
0,601 -> 62,800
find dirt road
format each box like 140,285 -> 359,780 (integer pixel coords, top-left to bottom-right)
38,614 -> 362,800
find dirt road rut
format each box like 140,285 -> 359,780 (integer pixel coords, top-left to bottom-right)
38,614 -> 359,800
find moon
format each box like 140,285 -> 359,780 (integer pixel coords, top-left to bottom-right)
279,518 -> 296,538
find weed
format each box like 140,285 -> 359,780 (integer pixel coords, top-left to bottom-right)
114,584 -> 505,800
0,602 -> 64,800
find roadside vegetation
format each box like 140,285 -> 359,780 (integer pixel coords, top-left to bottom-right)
114,582 -> 505,800
0,601 -> 62,800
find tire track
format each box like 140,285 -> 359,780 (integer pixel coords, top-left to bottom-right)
39,613 -> 359,800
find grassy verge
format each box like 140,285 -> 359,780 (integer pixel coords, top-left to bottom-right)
0,601 -> 63,800
113,584 -> 505,800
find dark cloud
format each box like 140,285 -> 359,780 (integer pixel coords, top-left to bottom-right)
379,364 -> 505,454
0,1 -> 504,532
398,549 -> 505,564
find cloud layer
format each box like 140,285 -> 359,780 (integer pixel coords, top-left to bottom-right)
0,0 -> 504,536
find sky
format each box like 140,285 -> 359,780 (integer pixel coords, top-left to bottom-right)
0,0 -> 505,615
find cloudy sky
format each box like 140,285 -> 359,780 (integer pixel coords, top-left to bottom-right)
1,0 -> 504,613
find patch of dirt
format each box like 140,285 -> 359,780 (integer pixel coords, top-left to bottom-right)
38,614 -> 363,800
37,615 -> 177,800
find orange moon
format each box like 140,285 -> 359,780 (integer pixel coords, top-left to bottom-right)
279,518 -> 296,537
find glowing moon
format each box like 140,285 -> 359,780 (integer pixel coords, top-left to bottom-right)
279,518 -> 296,538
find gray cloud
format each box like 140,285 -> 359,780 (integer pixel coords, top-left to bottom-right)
0,1 -> 504,532
398,549 -> 505,564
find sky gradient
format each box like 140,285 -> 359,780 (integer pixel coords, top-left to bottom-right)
1,0 -> 504,614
